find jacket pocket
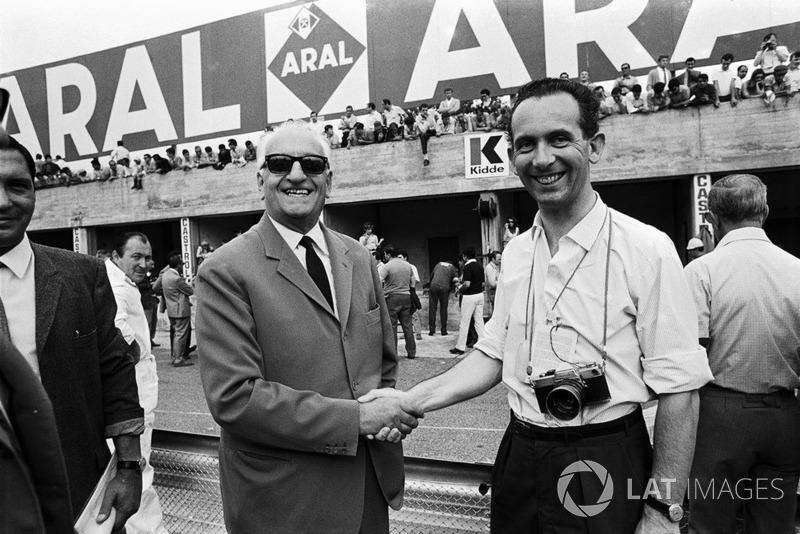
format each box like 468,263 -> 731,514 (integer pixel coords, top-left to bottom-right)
365,305 -> 381,326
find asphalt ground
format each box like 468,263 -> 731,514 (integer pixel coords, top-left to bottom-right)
152,322 -> 508,464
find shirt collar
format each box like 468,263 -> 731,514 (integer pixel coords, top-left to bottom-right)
465,258 -> 477,265
268,214 -> 328,254
0,234 -> 33,279
532,193 -> 608,251
105,257 -> 136,287
716,227 -> 770,248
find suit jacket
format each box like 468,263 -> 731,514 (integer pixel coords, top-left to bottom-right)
31,243 -> 144,518
197,216 -> 404,534
0,335 -> 73,534
153,267 -> 193,318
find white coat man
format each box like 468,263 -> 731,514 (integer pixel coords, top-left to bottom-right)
107,232 -> 169,534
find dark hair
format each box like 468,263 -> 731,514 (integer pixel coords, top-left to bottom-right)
444,87 -> 452,93
653,82 -> 666,93
791,51 -> 800,61
228,139 -> 238,146
748,68 -> 766,87
398,250 -> 409,260
166,147 -> 175,155
245,140 -> 253,147
367,102 -> 376,110
346,105 -> 353,110
698,73 -> 709,82
3,136 -> 36,178
508,78 -> 600,142
382,99 -> 391,106
763,32 -> 776,41
709,174 -> 768,225
610,86 -> 621,96
218,144 -> 226,150
480,88 -> 491,96
631,84 -> 642,93
383,244 -> 398,257
657,54 -> 669,62
490,250 -> 501,260
685,57 -> 695,63
113,232 -> 148,258
668,78 -> 681,90
621,63 -> 630,70
168,254 -> 182,269
324,124 -> 333,132
117,140 -> 124,146
463,247 -> 476,259
721,53 -> 734,62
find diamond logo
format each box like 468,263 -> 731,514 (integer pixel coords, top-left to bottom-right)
268,3 -> 366,112
289,6 -> 319,40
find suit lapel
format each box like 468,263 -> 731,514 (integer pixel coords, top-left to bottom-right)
31,245 -> 63,356
323,226 -> 353,330
256,216 -> 337,320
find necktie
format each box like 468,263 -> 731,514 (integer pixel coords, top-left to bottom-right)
299,236 -> 334,310
0,265 -> 9,340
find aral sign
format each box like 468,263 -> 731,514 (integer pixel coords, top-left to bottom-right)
2,0 -> 799,160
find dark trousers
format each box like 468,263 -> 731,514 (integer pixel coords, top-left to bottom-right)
143,305 -> 157,341
385,293 -> 415,358
340,129 -> 351,148
491,408 -> 651,534
169,316 -> 191,361
688,385 -> 800,534
358,445 -> 389,533
428,287 -> 450,333
418,128 -> 436,154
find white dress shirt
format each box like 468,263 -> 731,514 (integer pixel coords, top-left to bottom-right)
105,259 -> 152,363
475,195 -> 713,426
0,235 -> 39,376
268,215 -> 338,318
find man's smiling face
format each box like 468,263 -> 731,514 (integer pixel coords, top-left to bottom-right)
508,94 -> 603,215
258,127 -> 332,234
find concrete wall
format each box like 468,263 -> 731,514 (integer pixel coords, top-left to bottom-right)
30,97 -> 800,233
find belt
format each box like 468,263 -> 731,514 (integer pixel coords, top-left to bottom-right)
702,383 -> 797,407
511,406 -> 644,443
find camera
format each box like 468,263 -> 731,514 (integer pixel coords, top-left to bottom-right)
531,364 -> 611,421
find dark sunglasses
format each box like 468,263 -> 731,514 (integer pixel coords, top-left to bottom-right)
264,154 -> 328,175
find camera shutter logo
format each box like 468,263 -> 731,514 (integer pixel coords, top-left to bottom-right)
557,460 -> 614,517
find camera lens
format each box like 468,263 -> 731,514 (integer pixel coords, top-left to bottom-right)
545,379 -> 586,420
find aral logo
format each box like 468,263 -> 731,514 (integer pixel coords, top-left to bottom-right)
463,133 -> 509,178
558,460 -> 614,517
267,3 -> 366,114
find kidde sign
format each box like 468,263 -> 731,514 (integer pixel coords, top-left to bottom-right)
464,133 -> 509,178
2,0 -> 799,160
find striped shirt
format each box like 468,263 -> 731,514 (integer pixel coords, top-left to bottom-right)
684,227 -> 800,393
475,195 -> 713,426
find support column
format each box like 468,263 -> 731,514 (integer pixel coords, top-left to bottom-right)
691,174 -> 715,251
71,227 -> 91,255
478,192 -> 500,257
180,217 -> 199,281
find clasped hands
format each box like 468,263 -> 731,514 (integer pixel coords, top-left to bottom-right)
357,388 -> 422,443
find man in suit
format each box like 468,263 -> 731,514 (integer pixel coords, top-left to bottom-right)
0,136 -> 145,530
196,122 -> 419,534
154,253 -> 195,367
0,334 -> 73,534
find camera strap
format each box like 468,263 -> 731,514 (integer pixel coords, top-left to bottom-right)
523,210 -> 613,375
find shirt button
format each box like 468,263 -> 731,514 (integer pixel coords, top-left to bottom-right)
352,381 -> 359,391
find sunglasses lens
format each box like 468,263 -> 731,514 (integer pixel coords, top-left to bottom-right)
267,155 -> 293,174
302,156 -> 326,174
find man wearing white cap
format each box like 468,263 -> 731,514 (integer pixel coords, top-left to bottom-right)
687,237 -> 705,262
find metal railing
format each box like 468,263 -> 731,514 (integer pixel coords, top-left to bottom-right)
151,430 -> 492,534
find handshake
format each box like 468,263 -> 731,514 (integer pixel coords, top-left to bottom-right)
357,388 -> 423,443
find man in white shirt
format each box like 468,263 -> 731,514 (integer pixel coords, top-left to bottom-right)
360,78 -> 713,534
110,140 -> 131,167
712,53 -> 737,106
106,232 -> 169,534
308,111 -> 326,138
339,105 -> 357,148
437,88 -> 461,134
647,54 -> 672,92
753,32 -> 789,75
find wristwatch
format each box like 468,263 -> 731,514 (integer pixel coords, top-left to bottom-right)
645,496 -> 684,522
117,458 -> 147,473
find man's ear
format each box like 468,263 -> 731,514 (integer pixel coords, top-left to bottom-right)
256,171 -> 265,200
325,170 -> 333,198
588,132 -> 606,164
